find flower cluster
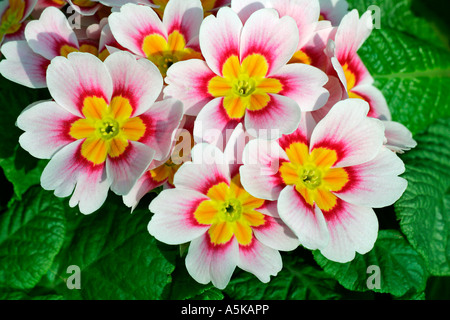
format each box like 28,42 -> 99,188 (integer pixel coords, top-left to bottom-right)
0,0 -> 416,289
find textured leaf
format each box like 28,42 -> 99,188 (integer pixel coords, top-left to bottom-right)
395,118 -> 450,276
0,187 -> 66,290
358,28 -> 450,135
314,230 -> 429,297
225,253 -> 342,300
48,195 -> 177,300
0,146 -> 47,200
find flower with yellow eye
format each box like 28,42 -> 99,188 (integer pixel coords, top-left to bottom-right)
16,51 -> 183,214
148,125 -> 299,289
0,6 -> 112,88
0,0 -> 36,45
240,99 -> 408,262
108,0 -> 204,78
164,6 -> 329,145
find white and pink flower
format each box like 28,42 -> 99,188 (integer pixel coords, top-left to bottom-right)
108,0 -> 204,77
0,6 -> 112,88
148,125 -> 299,289
0,0 -> 37,45
16,51 -> 183,214
165,6 -> 329,146
240,99 -> 408,262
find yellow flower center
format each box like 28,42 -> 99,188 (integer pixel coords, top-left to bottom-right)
279,142 -> 350,212
0,0 -> 25,41
193,174 -> 266,246
207,54 -> 283,119
69,96 -> 147,165
142,30 -> 202,77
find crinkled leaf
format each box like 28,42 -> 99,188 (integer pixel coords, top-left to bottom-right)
395,118 -> 450,276
0,146 -> 47,200
314,230 -> 429,297
0,187 -> 66,290
225,254 -> 342,300
48,195 -> 177,300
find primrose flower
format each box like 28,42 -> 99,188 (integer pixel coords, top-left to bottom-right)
240,99 -> 408,262
231,0 -> 333,68
148,125 -> 299,289
16,51 -> 183,214
0,0 -> 36,45
0,6 -> 112,88
165,7 -> 329,145
108,0 -> 203,77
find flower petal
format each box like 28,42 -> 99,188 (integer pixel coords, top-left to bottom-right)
193,97 -> 242,148
137,98 -> 184,161
238,238 -> 282,283
277,185 -> 329,250
40,139 -> 110,214
320,200 -> 378,263
310,98 -> 385,168
148,188 -> 210,244
103,51 -> 163,117
24,6 -> 79,60
165,59 -> 216,116
17,101 -> 78,159
335,147 -> 407,208
244,94 -> 301,139
0,40 -> 49,88
163,0 -> 203,45
46,52 -> 113,117
106,141 -> 155,195
252,214 -> 299,251
199,7 -> 242,75
240,8 -> 299,75
273,63 -> 329,112
185,233 -> 239,289
240,138 -> 288,200
382,120 -> 417,153
108,3 -> 167,57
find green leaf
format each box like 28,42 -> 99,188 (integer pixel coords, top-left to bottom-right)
47,195 -> 177,300
347,0 -> 449,49
225,253 -> 342,300
0,187 -> 66,290
357,28 -> 450,135
395,118 -> 450,276
0,146 -> 47,200
313,230 -> 429,297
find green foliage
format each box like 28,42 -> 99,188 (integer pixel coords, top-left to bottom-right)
0,187 -> 66,290
395,118 -> 450,276
313,230 -> 429,297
